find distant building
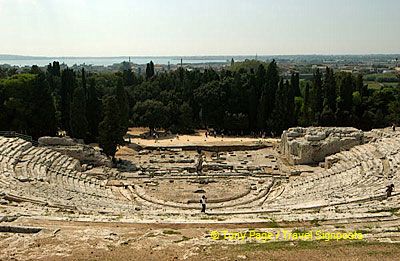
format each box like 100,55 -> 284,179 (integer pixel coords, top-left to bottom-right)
383,70 -> 396,74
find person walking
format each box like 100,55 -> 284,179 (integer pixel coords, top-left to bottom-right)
386,184 -> 394,198
200,195 -> 207,213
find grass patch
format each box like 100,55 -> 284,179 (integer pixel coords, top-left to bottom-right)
367,207 -> 400,214
354,229 -> 369,234
200,216 -> 214,220
367,249 -> 395,256
237,240 -> 400,252
385,227 -> 400,232
292,228 -> 310,234
366,81 -> 382,90
310,219 -> 321,227
174,236 -> 191,243
239,240 -> 318,252
265,219 -> 280,228
163,230 -> 181,235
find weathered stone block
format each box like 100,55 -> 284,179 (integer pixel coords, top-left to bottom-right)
281,127 -> 364,165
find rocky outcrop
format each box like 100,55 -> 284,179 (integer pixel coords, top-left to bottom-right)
37,136 -> 78,146
281,127 -> 364,165
38,136 -> 112,167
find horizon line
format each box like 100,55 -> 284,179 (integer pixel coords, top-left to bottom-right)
1,53 -> 400,59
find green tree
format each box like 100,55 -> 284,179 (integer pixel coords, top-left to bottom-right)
145,61 -> 155,79
300,82 -> 313,126
99,96 -> 123,160
255,64 -> 267,130
355,73 -> 367,97
264,59 -> 279,127
291,72 -> 301,97
70,87 -> 88,140
287,79 -> 296,127
132,99 -> 168,131
312,68 -> 323,123
177,102 -> 194,133
122,68 -> 136,86
29,73 -> 57,138
115,80 -> 129,139
60,68 -> 76,133
388,99 -> 400,124
194,80 -> 226,128
336,73 -> 354,126
270,79 -> 289,134
323,67 -> 337,114
81,68 -> 87,98
86,78 -> 102,142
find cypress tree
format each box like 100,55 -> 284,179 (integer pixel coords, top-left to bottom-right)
146,61 -> 155,79
145,63 -> 151,80
265,59 -> 279,126
336,73 -> 354,126
291,72 -> 301,97
60,68 -> 76,133
320,67 -> 337,126
270,79 -> 289,134
247,73 -> 258,130
29,73 -> 57,138
256,64 -> 267,130
312,68 -> 323,123
81,68 -> 87,98
355,74 -> 367,97
86,78 -> 102,142
257,92 -> 268,130
324,67 -> 337,113
99,96 -> 123,160
150,61 -> 155,77
70,87 -> 88,140
301,82 -> 313,126
287,79 -> 296,126
115,80 -> 129,142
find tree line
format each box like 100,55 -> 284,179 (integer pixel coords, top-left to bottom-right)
0,60 -> 399,158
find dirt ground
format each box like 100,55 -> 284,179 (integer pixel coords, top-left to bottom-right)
126,128 -> 276,147
2,218 -> 400,261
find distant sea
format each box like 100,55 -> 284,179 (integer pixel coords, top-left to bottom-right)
2,54 -> 397,67
0,56 -> 232,67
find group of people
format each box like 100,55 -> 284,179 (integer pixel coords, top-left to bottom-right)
205,130 -> 222,139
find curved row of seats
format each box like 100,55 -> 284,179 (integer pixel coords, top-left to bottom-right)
0,137 -> 139,214
265,137 -> 400,211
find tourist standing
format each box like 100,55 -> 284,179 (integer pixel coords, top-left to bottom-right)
200,195 -> 207,213
386,184 -> 394,198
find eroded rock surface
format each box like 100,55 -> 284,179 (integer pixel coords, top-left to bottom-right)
39,136 -> 112,167
281,127 -> 364,165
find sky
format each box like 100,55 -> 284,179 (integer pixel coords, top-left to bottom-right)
0,0 -> 399,56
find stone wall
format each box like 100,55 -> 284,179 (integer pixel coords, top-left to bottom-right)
281,127 -> 364,165
38,136 -> 112,167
